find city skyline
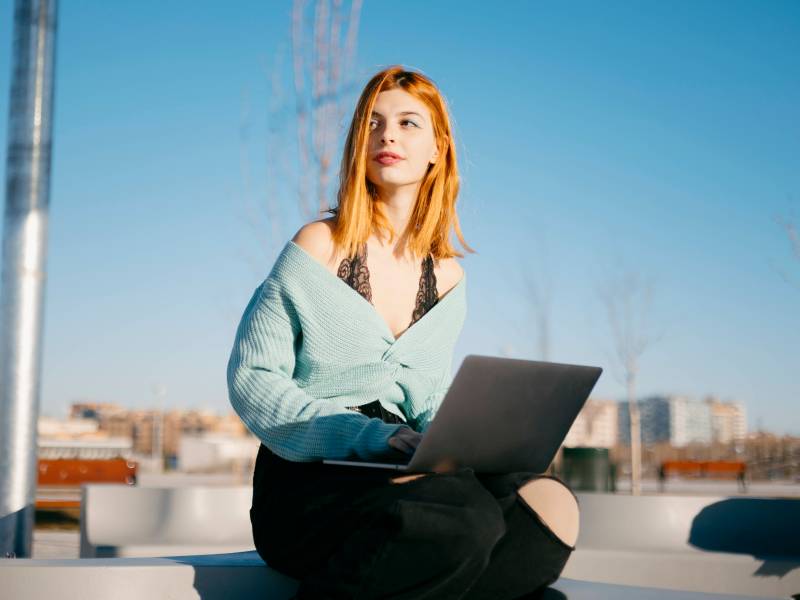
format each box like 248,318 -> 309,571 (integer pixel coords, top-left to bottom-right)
44,393 -> 767,437
0,2 -> 797,434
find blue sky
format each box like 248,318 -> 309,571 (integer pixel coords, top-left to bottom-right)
0,1 -> 798,434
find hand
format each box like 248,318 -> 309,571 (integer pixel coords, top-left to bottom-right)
388,426 -> 423,456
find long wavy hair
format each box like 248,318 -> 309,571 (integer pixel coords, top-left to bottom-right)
325,65 -> 474,261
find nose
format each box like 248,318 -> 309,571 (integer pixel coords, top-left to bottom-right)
380,121 -> 398,144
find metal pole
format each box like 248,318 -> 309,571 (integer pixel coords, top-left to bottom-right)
0,0 -> 58,558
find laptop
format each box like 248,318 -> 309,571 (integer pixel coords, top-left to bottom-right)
322,354 -> 603,474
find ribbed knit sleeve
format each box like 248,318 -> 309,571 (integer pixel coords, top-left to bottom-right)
227,278 -> 407,463
406,356 -> 456,434
414,389 -> 448,434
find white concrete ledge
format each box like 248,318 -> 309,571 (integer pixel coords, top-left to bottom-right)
564,549 -> 798,599
80,485 -> 254,558
0,551 -> 781,600
562,492 -> 800,598
70,484 -> 799,598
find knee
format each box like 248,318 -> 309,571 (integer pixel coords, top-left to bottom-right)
517,476 -> 580,548
401,475 -> 506,564
441,501 -> 505,568
462,496 -> 506,549
453,470 -> 506,546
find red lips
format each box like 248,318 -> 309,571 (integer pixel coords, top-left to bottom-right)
375,151 -> 403,165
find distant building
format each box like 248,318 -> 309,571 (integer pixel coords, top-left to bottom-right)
618,395 -> 721,447
46,402 -> 257,468
69,401 -> 126,421
38,437 -> 133,460
618,396 -> 672,445
706,396 -> 747,443
670,396 -> 713,446
37,415 -> 132,459
38,416 -> 100,438
564,398 -> 618,448
179,433 -> 260,473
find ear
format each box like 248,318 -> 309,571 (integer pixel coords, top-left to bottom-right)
430,135 -> 448,165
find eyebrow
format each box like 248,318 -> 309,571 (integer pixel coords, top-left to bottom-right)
371,110 -> 425,121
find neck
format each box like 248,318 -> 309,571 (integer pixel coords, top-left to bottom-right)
375,184 -> 419,232
372,183 -> 421,258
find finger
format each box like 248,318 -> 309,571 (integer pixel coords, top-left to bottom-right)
389,437 -> 412,454
402,433 -> 422,448
396,438 -> 415,454
399,440 -> 415,454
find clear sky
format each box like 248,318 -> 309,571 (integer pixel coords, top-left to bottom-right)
0,1 -> 798,434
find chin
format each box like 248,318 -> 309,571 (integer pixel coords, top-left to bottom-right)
368,174 -> 398,187
369,171 -> 420,188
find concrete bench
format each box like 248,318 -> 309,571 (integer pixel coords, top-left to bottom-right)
562,493 -> 800,598
0,552 -> 779,600
77,484 -> 799,597
80,484 -> 255,558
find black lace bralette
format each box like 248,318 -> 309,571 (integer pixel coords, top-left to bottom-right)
336,242 -> 439,328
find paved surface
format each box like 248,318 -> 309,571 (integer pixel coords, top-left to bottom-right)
5,551 -> 780,600
136,472 -> 800,497
613,477 -> 800,497
136,472 -> 253,487
32,530 -> 79,559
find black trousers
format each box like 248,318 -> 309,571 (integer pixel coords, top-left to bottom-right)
251,403 -> 575,600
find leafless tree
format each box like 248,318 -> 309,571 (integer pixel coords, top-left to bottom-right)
776,214 -> 800,290
236,0 -> 364,277
522,238 -> 555,362
292,0 -> 363,219
598,270 -> 661,496
508,229 -> 555,362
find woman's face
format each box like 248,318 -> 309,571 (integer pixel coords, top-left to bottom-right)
365,89 -> 439,194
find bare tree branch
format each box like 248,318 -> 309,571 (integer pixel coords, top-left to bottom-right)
524,270 -> 553,362
522,235 -> 554,362
775,214 -> 800,290
292,0 -> 363,220
292,0 -> 313,219
235,40 -> 293,280
787,221 -> 800,261
597,268 -> 661,496
507,227 -> 555,362
599,271 -> 660,383
228,1 -> 364,327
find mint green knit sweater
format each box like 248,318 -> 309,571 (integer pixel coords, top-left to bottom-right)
227,240 -> 467,462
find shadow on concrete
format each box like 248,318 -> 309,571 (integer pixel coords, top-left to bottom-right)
689,497 -> 800,577
535,587 -> 568,599
171,550 -> 299,600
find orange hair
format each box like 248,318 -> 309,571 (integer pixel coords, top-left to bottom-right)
324,65 -> 475,261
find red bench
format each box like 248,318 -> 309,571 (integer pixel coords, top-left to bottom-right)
36,458 -> 137,509
658,460 -> 747,491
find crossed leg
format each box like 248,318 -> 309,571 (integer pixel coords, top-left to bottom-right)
516,476 -> 580,548
392,472 -> 579,548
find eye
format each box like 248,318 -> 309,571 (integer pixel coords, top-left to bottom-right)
368,118 -> 419,131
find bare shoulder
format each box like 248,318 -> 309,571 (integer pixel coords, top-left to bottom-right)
291,218 -> 338,269
435,256 -> 465,295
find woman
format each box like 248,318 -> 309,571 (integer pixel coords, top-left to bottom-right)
227,65 -> 579,599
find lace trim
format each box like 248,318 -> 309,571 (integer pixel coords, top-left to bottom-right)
412,254 -> 438,324
336,242 -> 372,302
344,399 -> 406,424
337,243 -> 439,324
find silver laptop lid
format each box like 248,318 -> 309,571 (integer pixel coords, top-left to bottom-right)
408,355 -> 602,474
